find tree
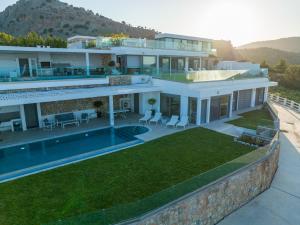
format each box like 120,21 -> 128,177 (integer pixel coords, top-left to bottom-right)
274,59 -> 287,73
282,65 -> 300,89
93,100 -> 104,118
0,32 -> 67,48
109,33 -> 129,46
260,60 -> 269,69
0,32 -> 14,45
148,98 -> 157,115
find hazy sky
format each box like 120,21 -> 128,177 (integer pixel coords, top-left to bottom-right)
1,0 -> 300,46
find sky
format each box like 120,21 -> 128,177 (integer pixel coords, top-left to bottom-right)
0,0 -> 300,46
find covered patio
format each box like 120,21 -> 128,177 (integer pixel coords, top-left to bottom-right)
0,84 -> 164,147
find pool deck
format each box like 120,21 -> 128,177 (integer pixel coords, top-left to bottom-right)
0,113 -> 196,148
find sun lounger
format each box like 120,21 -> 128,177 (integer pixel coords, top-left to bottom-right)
149,112 -> 162,125
139,110 -> 152,124
176,116 -> 189,129
166,115 -> 179,127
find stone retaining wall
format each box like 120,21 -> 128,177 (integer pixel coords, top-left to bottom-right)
121,143 -> 280,225
41,97 -> 108,115
109,76 -> 132,86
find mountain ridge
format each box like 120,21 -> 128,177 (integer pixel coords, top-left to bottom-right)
238,37 -> 300,53
0,0 -> 156,38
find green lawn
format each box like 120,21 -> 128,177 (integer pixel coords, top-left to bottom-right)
270,86 -> 300,103
0,128 -> 254,225
227,108 -> 274,130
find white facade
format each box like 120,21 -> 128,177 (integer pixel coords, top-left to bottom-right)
0,35 -> 277,132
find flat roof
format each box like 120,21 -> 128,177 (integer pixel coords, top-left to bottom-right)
155,33 -> 212,42
0,84 -> 161,107
0,45 -> 113,54
67,35 -> 97,42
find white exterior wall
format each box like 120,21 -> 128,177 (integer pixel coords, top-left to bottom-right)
51,53 -> 86,67
0,54 -> 18,71
89,54 -> 104,68
139,92 -> 160,114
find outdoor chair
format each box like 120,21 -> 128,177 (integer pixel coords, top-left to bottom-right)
139,110 -> 152,124
149,112 -> 162,125
42,118 -> 55,130
166,115 -> 179,127
176,116 -> 189,129
55,113 -> 79,128
80,113 -> 89,123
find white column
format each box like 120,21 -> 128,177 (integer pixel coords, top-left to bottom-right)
206,98 -> 211,123
264,87 -> 269,103
229,93 -> 233,118
85,52 -> 90,76
184,57 -> 189,72
111,54 -> 117,62
109,95 -> 114,126
251,88 -> 256,107
199,57 -> 202,70
156,55 -> 160,75
196,98 -> 202,125
169,57 -> 172,75
36,103 -> 43,128
20,104 -> 27,131
180,96 -> 189,117
236,91 -> 240,111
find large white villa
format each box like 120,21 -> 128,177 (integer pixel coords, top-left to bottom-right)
0,33 -> 276,132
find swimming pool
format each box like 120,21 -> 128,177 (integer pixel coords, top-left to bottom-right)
0,126 -> 149,182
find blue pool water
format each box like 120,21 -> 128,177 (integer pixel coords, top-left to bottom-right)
0,126 -> 149,182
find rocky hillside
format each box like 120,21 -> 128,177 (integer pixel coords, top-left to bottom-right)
0,0 -> 156,38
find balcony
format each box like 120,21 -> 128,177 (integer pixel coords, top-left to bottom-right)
95,37 -> 214,53
0,66 -> 108,83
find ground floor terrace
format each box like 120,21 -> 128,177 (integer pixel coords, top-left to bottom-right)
0,86 -> 268,134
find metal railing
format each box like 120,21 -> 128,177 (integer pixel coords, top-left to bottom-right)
268,93 -> 300,113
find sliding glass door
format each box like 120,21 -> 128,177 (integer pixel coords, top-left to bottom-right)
210,95 -> 230,122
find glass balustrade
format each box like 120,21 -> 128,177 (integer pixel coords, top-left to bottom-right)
96,37 -> 215,53
0,66 -> 267,83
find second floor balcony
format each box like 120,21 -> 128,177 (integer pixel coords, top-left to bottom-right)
95,37 -> 215,54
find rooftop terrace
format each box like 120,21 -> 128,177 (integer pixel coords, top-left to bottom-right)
154,70 -> 268,83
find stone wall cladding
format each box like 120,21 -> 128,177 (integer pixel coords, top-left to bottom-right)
109,76 -> 132,86
41,97 -> 108,115
121,144 -> 280,225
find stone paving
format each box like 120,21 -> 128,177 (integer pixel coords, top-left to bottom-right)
218,103 -> 300,225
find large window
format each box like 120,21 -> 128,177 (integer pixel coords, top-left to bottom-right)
142,56 -> 156,75
210,95 -> 230,122
160,93 -> 180,117
255,88 -> 265,105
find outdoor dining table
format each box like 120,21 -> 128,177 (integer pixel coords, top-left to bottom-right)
107,109 -> 130,118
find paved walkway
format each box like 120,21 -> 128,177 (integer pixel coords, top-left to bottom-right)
202,118 -> 255,137
218,103 -> 300,225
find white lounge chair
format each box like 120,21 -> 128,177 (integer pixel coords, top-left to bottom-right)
176,116 -> 189,129
139,110 -> 152,124
166,115 -> 179,127
149,112 -> 162,125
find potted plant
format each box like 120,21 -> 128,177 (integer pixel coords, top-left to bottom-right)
93,100 -> 104,118
148,98 -> 157,116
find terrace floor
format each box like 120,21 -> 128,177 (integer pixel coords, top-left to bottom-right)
0,113 -> 196,148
